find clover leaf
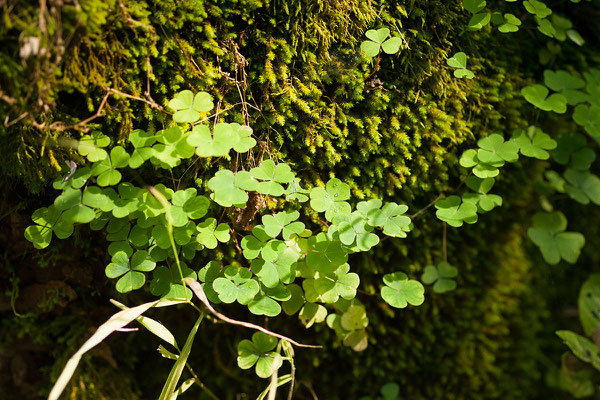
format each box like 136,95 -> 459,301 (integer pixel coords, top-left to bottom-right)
232,124 -> 257,153
247,283 -> 290,316
381,272 -> 425,308
249,160 -> 295,196
24,205 -> 70,249
462,176 -> 503,212
462,0 -> 486,14
262,210 -> 304,239
544,70 -> 585,92
511,128 -> 557,160
149,263 -> 196,299
90,146 -> 130,186
105,250 -> 156,293
447,52 -> 474,79
197,261 -> 224,304
128,129 -> 157,168
552,133 -> 595,170
468,12 -> 491,31
477,133 -> 519,165
196,218 -> 230,249
284,178 -> 310,202
563,168 -> 600,205
435,195 -> 478,227
168,90 -> 214,123
527,211 -> 585,264
360,28 -> 402,57
208,170 -> 251,207
299,302 -> 328,328
150,126 -> 195,169
499,13 -> 522,33
313,264 -> 360,303
334,213 -> 379,251
556,331 -> 600,371
573,104 -> 600,137
460,149 -> 499,178
78,131 -> 110,162
282,284 -> 305,315
421,261 -> 458,293
310,178 -> 352,221
212,266 -> 260,304
187,123 -> 239,157
524,0 -> 552,18
521,84 -> 566,113
367,202 -> 412,238
306,232 -> 348,274
237,332 -> 282,379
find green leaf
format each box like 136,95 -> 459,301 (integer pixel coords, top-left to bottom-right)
573,105 -> 600,137
282,284 -> 305,315
299,303 -> 328,328
462,0 -> 486,14
524,0 -> 552,18
468,12 -> 491,30
195,218 -> 230,249
310,178 -> 352,221
285,178 -> 310,202
314,264 -> 360,303
556,330 -> 600,371
188,123 -> 239,157
381,37 -> 402,55
360,40 -> 381,58
421,262 -> 458,293
340,304 -> 369,330
78,132 -> 110,162
563,169 -> 600,205
578,274 -> 600,337
521,84 -> 566,113
477,133 -> 519,165
369,202 -> 411,238
233,125 -> 257,153
307,233 -> 348,274
168,91 -> 213,123
552,133 -> 595,169
544,70 -> 585,92
527,212 -> 585,264
435,195 -> 478,227
381,272 -> 425,308
343,329 -> 368,351
24,224 -> 53,249
511,128 -> 557,160
237,332 -> 282,379
208,170 -> 249,207
365,28 -> 390,44
249,160 -> 295,196
536,16 -> 556,38
447,52 -> 475,79
499,13 -> 521,33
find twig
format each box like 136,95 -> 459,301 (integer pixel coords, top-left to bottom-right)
107,87 -> 163,111
410,193 -> 443,219
184,278 -> 322,349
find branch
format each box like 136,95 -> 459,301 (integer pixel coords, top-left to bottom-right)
184,278 -> 322,349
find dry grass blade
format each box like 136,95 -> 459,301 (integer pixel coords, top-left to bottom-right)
48,300 -> 160,400
183,278 -> 322,349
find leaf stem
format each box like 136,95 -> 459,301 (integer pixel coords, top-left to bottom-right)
364,50 -> 382,81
